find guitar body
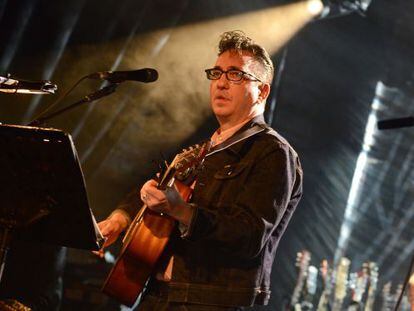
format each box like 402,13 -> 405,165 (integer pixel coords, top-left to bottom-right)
102,180 -> 193,306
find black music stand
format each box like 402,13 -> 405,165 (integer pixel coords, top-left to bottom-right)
0,123 -> 104,282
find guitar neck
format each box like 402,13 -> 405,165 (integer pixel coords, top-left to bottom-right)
332,257 -> 351,311
290,250 -> 311,307
362,263 -> 378,311
316,260 -> 331,311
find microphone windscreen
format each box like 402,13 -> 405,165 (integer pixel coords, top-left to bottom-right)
142,68 -> 158,83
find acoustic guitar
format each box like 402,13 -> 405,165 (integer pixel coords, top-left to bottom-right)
102,143 -> 209,306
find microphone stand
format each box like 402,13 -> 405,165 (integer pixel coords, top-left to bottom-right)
28,83 -> 118,126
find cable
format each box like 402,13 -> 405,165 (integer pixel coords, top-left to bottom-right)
27,75 -> 90,126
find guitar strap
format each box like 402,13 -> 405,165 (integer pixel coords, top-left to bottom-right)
206,123 -> 266,158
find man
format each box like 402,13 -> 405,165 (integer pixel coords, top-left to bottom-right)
98,30 -> 303,310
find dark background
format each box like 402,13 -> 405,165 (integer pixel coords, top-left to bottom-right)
1,0 -> 413,309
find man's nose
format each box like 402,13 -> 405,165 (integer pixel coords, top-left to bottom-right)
216,73 -> 229,89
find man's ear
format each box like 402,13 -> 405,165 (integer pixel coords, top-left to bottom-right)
258,83 -> 271,102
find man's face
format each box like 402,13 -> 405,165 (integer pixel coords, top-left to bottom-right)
209,50 -> 267,127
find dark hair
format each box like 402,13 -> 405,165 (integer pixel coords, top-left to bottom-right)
218,30 -> 274,83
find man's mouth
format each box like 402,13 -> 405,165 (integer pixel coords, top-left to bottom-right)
215,95 -> 230,101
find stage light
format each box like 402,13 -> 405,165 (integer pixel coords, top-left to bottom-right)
306,0 -> 324,17
318,0 -> 373,18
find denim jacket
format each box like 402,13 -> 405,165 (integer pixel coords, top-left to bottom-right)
121,115 -> 303,307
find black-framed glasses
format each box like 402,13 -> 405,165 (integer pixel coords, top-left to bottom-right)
204,68 -> 262,83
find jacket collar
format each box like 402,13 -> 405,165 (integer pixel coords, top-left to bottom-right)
206,115 -> 268,158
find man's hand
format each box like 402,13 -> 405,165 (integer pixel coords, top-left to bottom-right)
140,179 -> 194,226
94,211 -> 129,257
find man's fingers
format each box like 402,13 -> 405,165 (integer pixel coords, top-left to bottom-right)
146,185 -> 167,201
93,212 -> 129,259
97,221 -> 109,236
92,249 -> 105,258
148,191 -> 168,203
98,220 -> 113,237
97,218 -> 124,244
141,179 -> 168,203
142,179 -> 158,190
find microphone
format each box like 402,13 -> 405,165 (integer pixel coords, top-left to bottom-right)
377,116 -> 414,130
87,68 -> 158,83
0,75 -> 57,94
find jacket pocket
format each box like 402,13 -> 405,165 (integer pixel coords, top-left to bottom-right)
214,162 -> 250,180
